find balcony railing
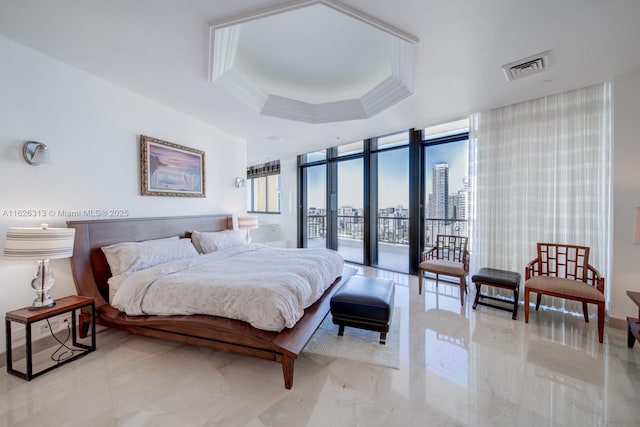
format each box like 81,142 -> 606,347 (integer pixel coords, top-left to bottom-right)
306,215 -> 468,247
423,217 -> 468,247
307,215 -> 326,239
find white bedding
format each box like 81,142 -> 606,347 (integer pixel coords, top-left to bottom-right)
112,244 -> 344,331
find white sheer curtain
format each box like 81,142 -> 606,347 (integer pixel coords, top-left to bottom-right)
468,82 -> 612,310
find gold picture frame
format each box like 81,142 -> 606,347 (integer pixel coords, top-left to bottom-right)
140,135 -> 205,197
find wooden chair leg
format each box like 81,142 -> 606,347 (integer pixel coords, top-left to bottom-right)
597,302 -> 604,343
582,302 -> 589,323
418,270 -> 423,295
524,289 -> 530,323
535,294 -> 542,311
459,276 -> 465,305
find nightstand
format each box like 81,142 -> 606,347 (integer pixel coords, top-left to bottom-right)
5,295 -> 96,380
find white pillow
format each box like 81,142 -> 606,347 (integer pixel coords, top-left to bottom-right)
102,236 -> 199,276
191,230 -> 245,254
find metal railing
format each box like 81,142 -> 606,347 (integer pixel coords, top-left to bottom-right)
424,218 -> 468,248
307,215 -> 326,239
306,215 -> 468,246
378,216 -> 409,244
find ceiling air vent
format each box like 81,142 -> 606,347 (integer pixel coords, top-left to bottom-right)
502,50 -> 551,81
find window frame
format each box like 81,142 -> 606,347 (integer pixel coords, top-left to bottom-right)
298,125 -> 470,274
247,168 -> 281,215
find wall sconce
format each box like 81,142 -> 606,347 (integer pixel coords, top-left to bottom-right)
22,141 -> 51,165
235,177 -> 245,188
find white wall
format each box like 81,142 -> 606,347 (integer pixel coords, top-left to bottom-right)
611,69 -> 640,323
0,36 -> 247,352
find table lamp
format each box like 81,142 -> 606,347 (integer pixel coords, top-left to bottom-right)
4,224 -> 75,309
237,215 -> 259,243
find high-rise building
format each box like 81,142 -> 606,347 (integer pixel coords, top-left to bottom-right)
431,162 -> 449,219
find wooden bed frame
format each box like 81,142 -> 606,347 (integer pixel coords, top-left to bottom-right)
67,214 -> 354,389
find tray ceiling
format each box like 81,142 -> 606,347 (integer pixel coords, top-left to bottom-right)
209,0 -> 418,123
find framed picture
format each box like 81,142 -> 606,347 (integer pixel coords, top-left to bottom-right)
140,135 -> 205,197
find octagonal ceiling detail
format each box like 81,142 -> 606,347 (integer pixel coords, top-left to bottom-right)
209,0 -> 418,124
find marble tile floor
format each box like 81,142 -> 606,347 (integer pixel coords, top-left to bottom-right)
2,266 -> 640,426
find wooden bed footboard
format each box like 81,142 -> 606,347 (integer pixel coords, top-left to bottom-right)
67,214 -> 353,389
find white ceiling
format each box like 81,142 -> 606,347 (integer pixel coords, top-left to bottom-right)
1,0 -> 639,165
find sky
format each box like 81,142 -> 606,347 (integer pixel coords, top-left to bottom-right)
306,140 -> 468,210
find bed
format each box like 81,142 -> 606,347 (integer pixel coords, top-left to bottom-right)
67,214 -> 354,389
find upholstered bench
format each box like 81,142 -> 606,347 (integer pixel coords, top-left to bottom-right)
472,268 -> 521,320
330,276 -> 394,345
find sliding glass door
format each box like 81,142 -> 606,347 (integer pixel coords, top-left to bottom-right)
375,136 -> 409,272
337,157 -> 363,264
423,139 -> 469,248
303,163 -> 326,249
298,121 -> 469,274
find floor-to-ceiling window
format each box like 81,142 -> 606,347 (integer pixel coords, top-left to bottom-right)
423,120 -> 469,247
374,132 -> 409,272
298,121 -> 469,274
300,151 -> 327,248
336,141 -> 364,264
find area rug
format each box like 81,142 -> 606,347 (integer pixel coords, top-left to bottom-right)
303,309 -> 400,369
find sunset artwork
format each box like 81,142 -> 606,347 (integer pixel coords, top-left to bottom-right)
140,135 -> 205,197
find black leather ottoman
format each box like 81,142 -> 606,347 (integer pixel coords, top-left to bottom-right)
330,276 -> 394,344
472,268 -> 521,320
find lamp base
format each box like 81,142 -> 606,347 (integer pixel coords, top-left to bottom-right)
29,296 -> 56,310
29,260 -> 56,310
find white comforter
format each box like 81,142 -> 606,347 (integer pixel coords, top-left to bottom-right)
112,244 -> 344,331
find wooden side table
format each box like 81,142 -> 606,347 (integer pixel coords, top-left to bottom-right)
5,295 -> 95,380
627,290 -> 640,349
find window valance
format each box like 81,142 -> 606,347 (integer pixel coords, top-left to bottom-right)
247,160 -> 280,179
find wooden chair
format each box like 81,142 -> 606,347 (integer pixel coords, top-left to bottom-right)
524,243 -> 605,343
418,235 -> 469,305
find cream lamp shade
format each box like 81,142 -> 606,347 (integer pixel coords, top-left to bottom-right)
4,224 -> 75,308
634,207 -> 640,245
237,215 -> 258,243
4,225 -> 75,260
237,215 -> 259,230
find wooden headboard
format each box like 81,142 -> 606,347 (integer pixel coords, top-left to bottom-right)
67,214 -> 230,308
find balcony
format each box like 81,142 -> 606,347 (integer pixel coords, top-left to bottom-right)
306,215 -> 468,273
